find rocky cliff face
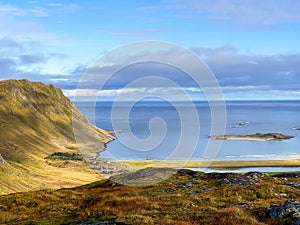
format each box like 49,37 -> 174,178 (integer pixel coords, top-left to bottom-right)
0,79 -> 113,194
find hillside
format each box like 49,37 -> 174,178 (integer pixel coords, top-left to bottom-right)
0,79 -> 113,195
0,168 -> 299,225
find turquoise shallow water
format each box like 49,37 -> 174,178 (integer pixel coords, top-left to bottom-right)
74,100 -> 300,161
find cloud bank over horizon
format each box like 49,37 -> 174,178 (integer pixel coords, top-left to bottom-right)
0,1 -> 300,100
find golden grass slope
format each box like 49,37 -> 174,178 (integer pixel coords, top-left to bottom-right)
0,79 -> 113,195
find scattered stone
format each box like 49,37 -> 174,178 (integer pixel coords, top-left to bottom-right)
160,189 -> 173,193
176,182 -> 194,188
208,173 -> 256,185
189,190 -> 199,194
266,200 -> 300,219
273,173 -> 300,179
230,202 -> 255,208
285,182 -> 300,190
245,171 -> 268,178
203,188 -> 218,192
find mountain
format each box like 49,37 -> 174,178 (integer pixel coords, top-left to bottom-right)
0,79 -> 113,194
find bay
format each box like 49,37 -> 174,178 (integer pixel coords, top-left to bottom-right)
74,100 -> 300,161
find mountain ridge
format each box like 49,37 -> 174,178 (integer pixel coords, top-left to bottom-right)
0,79 -> 113,194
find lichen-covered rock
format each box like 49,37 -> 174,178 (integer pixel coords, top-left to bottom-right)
266,200 -> 300,219
208,172 -> 256,185
285,182 -> 300,190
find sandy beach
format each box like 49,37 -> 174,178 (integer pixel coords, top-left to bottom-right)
117,159 -> 300,170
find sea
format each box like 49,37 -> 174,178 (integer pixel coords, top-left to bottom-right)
74,100 -> 300,168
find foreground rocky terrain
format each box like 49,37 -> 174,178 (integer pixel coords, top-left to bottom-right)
0,168 -> 299,225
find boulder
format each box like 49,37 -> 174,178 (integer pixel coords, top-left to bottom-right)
208,172 -> 256,185
266,200 -> 300,219
285,182 -> 300,190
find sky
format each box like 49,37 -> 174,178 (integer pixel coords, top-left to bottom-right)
1,0 -> 300,100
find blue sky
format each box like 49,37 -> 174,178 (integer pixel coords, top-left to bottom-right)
1,0 -> 300,100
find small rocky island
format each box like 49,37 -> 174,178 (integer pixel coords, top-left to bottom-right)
210,133 -> 294,141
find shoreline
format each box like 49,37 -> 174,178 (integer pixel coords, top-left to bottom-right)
117,159 -> 300,169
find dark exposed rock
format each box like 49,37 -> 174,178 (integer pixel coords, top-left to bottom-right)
285,182 -> 300,190
208,172 -> 256,185
203,187 -> 218,192
245,171 -> 268,178
266,200 -> 300,219
273,173 -> 300,179
177,169 -> 200,178
176,182 -> 194,188
160,189 -> 173,193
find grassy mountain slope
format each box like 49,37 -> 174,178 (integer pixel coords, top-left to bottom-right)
0,79 -> 113,195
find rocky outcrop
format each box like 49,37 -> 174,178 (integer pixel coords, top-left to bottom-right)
208,172 -> 257,185
267,200 -> 300,219
285,182 -> 300,190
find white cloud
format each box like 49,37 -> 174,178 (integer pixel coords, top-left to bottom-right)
222,85 -> 270,91
224,89 -> 300,100
31,8 -> 48,17
47,3 -> 65,7
169,0 -> 300,25
0,5 -> 25,16
63,87 -> 207,101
